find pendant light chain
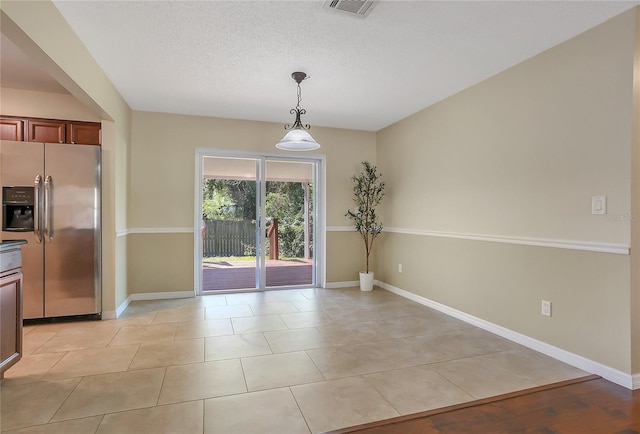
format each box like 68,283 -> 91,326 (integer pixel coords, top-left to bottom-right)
296,79 -> 304,111
285,73 -> 310,131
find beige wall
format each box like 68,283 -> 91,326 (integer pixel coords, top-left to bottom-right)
1,1 -> 132,312
377,233 -> 631,372
631,7 -> 640,376
376,9 -> 638,375
326,231 -> 368,283
0,88 -> 101,121
127,111 -> 375,293
128,233 -> 193,294
378,10 -> 634,243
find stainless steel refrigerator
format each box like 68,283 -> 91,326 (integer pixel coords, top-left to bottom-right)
0,140 -> 101,320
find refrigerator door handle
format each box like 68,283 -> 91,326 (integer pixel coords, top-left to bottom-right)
44,175 -> 53,242
34,175 -> 42,244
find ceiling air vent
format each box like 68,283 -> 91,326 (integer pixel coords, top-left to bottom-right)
324,0 -> 377,18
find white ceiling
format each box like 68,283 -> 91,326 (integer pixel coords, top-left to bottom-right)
2,1 -> 639,131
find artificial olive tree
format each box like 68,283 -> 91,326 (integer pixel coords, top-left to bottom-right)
345,161 -> 386,274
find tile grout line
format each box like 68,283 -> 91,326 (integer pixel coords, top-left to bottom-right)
104,324 -> 122,348
154,367 -> 169,407
423,365 -> 476,402
262,331 -> 275,355
288,386 -> 314,434
238,357 -> 250,393
45,373 -> 84,426
39,349 -> 69,380
92,414 -> 105,434
26,329 -> 57,356
358,374 -> 403,418
304,349 -> 328,382
201,398 -> 206,434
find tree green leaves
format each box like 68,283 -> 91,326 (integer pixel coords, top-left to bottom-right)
202,178 -> 312,258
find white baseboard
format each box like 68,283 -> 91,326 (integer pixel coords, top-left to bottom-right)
129,291 -> 196,301
324,281 -> 359,289
108,291 -> 195,318
633,374 -> 640,389
116,296 -> 132,318
376,280 -> 636,390
101,310 -> 117,320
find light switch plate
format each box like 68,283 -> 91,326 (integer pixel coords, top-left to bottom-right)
541,300 -> 552,317
592,196 -> 606,215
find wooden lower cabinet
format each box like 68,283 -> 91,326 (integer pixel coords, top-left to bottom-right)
0,272 -> 23,379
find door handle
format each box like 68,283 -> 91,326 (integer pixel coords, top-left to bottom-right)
34,175 -> 42,243
44,175 -> 53,242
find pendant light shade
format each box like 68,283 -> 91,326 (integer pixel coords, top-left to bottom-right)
276,129 -> 321,151
276,72 -> 320,151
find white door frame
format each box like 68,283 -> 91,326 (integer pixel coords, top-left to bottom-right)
194,148 -> 326,294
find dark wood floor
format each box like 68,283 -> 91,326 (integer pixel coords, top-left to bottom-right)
328,376 -> 640,434
202,259 -> 312,290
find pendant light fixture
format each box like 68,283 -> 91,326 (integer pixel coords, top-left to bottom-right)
276,71 -> 321,151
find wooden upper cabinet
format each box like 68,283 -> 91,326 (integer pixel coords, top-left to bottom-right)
0,118 -> 24,141
1,117 -> 100,145
26,119 -> 66,143
67,122 -> 101,145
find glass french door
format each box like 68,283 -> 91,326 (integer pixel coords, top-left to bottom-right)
198,154 -> 317,293
263,160 -> 315,289
201,156 -> 259,291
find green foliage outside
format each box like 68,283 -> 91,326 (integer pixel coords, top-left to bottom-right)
203,179 -> 256,221
265,181 -> 312,259
203,178 -> 312,258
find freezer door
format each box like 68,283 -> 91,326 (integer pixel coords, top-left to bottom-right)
0,140 -> 45,319
43,143 -> 101,317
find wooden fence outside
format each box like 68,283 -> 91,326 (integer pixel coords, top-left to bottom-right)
203,220 -> 256,257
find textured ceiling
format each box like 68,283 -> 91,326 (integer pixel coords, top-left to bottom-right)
6,1 -> 639,131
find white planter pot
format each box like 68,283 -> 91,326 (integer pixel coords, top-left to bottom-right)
359,271 -> 374,292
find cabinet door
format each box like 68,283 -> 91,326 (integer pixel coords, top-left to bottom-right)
0,118 -> 24,141
26,119 -> 66,143
0,273 -> 22,378
67,122 -> 101,145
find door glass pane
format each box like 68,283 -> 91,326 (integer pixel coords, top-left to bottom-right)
264,160 -> 315,288
201,157 -> 258,291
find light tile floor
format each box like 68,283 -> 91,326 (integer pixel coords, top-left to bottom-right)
0,287 -> 587,434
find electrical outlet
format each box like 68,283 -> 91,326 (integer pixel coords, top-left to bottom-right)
541,300 -> 552,317
398,264 -> 403,273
